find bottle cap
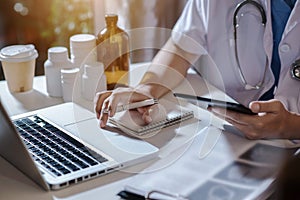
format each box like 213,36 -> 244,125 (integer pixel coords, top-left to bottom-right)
61,68 -> 80,79
70,34 -> 96,50
84,62 -> 104,78
105,14 -> 118,24
0,44 -> 38,62
48,47 -> 69,62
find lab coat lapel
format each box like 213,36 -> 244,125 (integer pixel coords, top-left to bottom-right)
282,1 -> 300,37
263,0 -> 273,65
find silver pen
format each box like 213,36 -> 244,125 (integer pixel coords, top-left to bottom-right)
103,99 -> 158,113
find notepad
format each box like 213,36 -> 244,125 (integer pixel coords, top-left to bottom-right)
108,99 -> 194,138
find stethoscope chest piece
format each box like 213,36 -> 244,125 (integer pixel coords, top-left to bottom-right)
291,59 -> 300,81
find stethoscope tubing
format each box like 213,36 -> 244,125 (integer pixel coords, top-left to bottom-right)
233,0 -> 268,90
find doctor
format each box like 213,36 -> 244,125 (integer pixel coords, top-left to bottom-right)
94,0 -> 300,139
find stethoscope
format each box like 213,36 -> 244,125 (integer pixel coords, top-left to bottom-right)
233,0 -> 268,90
233,0 -> 300,90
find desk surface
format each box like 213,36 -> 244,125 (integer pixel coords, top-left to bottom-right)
0,76 -> 136,200
0,76 -> 63,116
0,64 -> 255,200
0,63 -> 204,200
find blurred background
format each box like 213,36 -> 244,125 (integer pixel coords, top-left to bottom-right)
0,0 -> 186,80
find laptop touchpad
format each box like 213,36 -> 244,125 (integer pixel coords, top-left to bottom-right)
64,118 -> 159,162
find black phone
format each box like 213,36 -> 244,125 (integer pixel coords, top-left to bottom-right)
173,93 -> 256,115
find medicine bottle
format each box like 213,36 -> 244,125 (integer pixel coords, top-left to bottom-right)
70,34 -> 97,68
81,62 -> 107,101
96,14 -> 130,90
61,68 -> 80,102
44,47 -> 73,97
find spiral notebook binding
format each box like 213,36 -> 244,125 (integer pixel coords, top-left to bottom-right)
137,111 -> 194,133
136,111 -> 194,136
109,107 -> 194,139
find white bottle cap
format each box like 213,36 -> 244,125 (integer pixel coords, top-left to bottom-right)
61,68 -> 80,80
0,44 -> 38,62
84,62 -> 104,78
70,34 -> 96,50
48,47 -> 69,62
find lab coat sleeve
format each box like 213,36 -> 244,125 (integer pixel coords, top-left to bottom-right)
171,0 -> 207,55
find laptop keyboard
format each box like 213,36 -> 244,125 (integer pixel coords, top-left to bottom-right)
13,115 -> 108,177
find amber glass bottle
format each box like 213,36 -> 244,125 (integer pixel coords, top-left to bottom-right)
96,14 -> 130,90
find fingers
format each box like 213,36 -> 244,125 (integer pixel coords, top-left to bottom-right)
94,91 -> 112,119
94,91 -> 112,128
137,107 -> 153,124
208,106 -> 263,139
102,93 -> 121,117
100,98 -> 110,128
226,118 -> 262,139
249,99 -> 284,113
209,100 -> 289,139
94,87 -> 154,128
98,94 -> 123,128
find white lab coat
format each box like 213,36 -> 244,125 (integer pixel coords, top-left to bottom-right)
172,0 -> 300,113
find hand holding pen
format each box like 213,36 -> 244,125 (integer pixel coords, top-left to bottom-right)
94,89 -> 158,128
102,98 -> 158,114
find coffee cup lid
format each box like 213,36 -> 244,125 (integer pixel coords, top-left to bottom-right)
0,44 -> 38,62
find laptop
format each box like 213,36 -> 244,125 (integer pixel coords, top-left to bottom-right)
0,101 -> 159,190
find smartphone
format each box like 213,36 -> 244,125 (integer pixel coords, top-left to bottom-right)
173,93 -> 256,115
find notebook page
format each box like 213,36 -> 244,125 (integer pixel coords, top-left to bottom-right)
109,99 -> 194,138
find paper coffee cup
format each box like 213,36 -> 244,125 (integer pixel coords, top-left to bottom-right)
0,44 -> 38,93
